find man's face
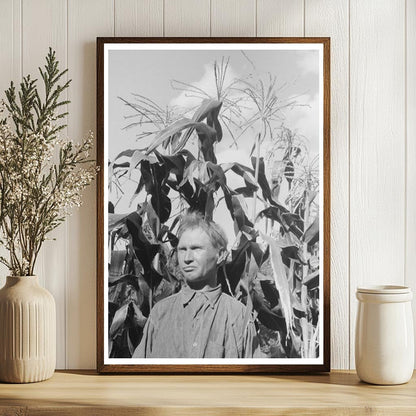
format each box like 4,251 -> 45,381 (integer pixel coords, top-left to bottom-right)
177,227 -> 220,288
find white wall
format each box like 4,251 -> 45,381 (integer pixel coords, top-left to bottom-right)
0,0 -> 414,370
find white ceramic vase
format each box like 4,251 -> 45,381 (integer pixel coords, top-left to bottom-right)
355,285 -> 414,385
0,276 -> 56,383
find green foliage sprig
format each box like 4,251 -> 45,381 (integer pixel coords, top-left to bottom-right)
0,48 -> 96,276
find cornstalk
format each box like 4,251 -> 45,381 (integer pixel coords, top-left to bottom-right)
288,259 -> 295,291
251,133 -> 261,223
304,190 -> 311,229
265,217 -> 271,235
301,186 -> 311,357
300,283 -> 309,358
308,315 -> 319,358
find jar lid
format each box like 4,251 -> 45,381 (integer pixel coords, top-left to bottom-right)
357,285 -> 411,294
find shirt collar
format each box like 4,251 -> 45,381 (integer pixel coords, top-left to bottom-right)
181,284 -> 222,309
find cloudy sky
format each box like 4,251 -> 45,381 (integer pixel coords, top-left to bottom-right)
107,46 -> 321,238
108,47 -> 320,160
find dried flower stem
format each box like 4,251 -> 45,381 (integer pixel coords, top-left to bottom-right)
0,48 -> 96,276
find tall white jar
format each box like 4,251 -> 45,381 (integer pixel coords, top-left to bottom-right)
355,285 -> 414,385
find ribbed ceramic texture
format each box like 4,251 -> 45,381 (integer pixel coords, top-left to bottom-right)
0,276 -> 56,383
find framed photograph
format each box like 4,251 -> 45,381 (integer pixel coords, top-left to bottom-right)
97,37 -> 330,373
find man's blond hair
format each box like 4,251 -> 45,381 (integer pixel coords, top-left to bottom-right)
177,211 -> 228,252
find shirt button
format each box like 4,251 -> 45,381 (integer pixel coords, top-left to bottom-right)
193,342 -> 198,347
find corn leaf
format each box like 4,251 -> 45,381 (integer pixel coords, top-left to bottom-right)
146,118 -> 217,158
109,303 -> 129,338
262,234 -> 293,338
303,215 -> 319,244
250,156 -> 273,203
177,99 -> 223,148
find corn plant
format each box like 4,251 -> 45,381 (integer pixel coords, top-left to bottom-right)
108,55 -> 320,359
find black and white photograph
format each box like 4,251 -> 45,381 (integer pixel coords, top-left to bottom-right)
97,38 -> 330,373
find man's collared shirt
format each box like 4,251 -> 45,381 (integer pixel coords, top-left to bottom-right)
133,284 -> 258,358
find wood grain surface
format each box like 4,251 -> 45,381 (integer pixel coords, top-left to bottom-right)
0,0 -> 21,291
211,0 -> 256,37
165,0 -> 210,37
406,0 -> 416,367
305,0 -> 350,371
67,0 -> 114,370
0,371 -> 415,415
257,0 -> 304,37
115,0 -> 163,37
349,0 -> 406,369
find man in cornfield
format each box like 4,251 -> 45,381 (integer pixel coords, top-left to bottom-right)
133,211 -> 259,358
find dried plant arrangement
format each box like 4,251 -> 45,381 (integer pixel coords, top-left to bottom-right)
0,48 -> 96,276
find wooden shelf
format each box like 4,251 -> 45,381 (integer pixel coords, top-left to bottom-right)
0,370 -> 415,415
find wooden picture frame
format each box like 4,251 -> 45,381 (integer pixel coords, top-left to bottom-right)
97,37 -> 330,373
